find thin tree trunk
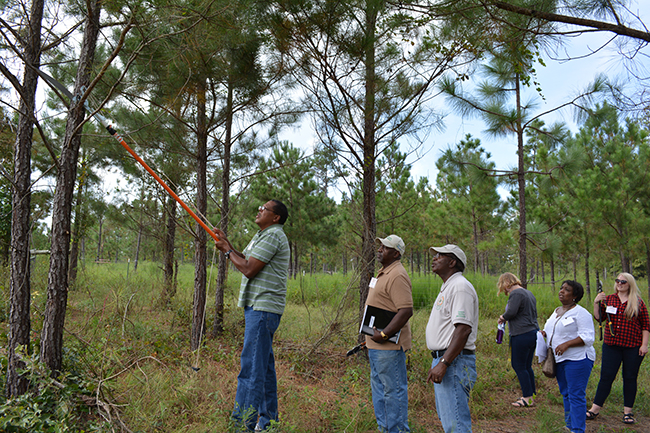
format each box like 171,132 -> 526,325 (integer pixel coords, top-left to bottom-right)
472,211 -> 479,273
96,215 -> 103,261
358,1 -> 378,327
584,233 -> 591,299
161,193 -> 177,305
645,241 -> 650,301
7,0 -> 44,397
41,0 -> 102,374
550,257 -> 556,292
515,75 -> 527,287
191,82 -> 208,351
213,82 -> 233,337
68,160 -> 87,286
134,217 -> 143,272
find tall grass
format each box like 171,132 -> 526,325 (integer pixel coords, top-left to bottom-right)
1,259 -> 649,432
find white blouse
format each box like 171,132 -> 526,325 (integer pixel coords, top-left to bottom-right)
542,304 -> 596,363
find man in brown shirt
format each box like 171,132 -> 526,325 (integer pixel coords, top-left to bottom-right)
365,235 -> 413,433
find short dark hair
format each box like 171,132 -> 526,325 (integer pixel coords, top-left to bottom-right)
270,199 -> 288,225
562,280 -> 584,303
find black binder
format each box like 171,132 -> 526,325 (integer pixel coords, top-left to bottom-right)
359,305 -> 401,344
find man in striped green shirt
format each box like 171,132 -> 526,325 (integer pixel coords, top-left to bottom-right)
213,199 -> 290,432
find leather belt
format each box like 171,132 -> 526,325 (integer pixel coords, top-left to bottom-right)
431,348 -> 475,359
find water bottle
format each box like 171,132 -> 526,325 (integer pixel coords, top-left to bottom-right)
496,323 -> 505,344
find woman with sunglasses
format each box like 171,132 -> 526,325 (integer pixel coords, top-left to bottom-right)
586,273 -> 650,425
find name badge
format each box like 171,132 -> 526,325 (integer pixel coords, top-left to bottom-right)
561,316 -> 574,326
606,305 -> 617,315
369,277 -> 378,288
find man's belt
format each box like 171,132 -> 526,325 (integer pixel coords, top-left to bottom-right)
431,348 -> 475,359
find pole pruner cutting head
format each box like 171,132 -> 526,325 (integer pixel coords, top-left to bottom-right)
346,341 -> 366,357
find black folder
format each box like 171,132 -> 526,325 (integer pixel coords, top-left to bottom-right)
359,305 -> 401,344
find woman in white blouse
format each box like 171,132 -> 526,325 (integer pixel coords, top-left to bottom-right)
541,280 -> 595,433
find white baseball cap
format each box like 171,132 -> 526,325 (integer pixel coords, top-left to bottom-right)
430,244 -> 467,268
376,235 -> 405,255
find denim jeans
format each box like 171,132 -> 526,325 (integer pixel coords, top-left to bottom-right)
510,330 -> 537,398
432,353 -> 477,433
556,357 -> 593,433
368,348 -> 410,433
593,343 -> 645,408
232,307 -> 281,431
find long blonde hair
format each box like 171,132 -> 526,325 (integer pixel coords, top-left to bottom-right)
617,272 -> 641,319
497,272 -> 521,295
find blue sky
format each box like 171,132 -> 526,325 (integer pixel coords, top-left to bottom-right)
279,2 -> 650,201
413,3 -> 650,192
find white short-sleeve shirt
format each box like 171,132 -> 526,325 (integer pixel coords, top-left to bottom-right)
426,272 -> 479,351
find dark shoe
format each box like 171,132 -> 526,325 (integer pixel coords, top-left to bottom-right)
623,413 -> 635,424
586,410 -> 599,420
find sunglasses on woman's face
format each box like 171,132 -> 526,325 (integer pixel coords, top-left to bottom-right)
615,279 -> 628,285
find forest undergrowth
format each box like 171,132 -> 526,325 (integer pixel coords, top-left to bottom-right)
1,258 -> 649,432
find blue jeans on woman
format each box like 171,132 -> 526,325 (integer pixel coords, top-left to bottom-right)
232,307 -> 281,431
368,348 -> 409,433
510,330 -> 537,398
556,357 -> 593,433
432,352 -> 477,433
593,343 -> 645,408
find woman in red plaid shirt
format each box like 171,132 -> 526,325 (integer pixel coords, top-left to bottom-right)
586,272 -> 650,425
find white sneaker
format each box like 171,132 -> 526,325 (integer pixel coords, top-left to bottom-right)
254,423 -> 262,432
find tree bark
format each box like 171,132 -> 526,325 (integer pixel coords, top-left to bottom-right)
492,1 -> 650,42
161,193 -> 178,305
7,0 -> 44,397
645,241 -> 650,301
213,82 -> 233,337
515,75 -> 528,287
40,0 -> 102,374
358,1 -> 378,325
191,81 -> 208,351
68,159 -> 87,286
584,231 -> 591,299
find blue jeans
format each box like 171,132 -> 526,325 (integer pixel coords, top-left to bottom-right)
432,353 -> 477,433
510,330 -> 537,398
368,349 -> 410,433
556,357 -> 593,433
232,307 -> 281,431
593,343 -> 645,408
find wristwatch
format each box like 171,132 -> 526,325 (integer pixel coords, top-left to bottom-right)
224,249 -> 233,260
380,331 -> 388,340
440,358 -> 451,367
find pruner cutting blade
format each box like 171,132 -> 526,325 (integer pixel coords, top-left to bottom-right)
346,341 -> 366,357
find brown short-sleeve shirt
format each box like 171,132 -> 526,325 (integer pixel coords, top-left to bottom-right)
365,260 -> 413,351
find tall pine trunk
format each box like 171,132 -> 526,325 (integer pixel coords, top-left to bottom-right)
7,0 -> 44,397
213,82 -> 233,337
41,0 -> 102,374
515,74 -> 528,286
191,82 -> 208,351
358,1 -> 378,327
68,158 -> 88,286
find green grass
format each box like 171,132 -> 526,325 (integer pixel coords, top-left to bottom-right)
1,258 -> 649,432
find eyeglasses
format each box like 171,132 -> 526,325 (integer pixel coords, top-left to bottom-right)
615,279 -> 628,285
433,253 -> 453,260
258,205 -> 277,214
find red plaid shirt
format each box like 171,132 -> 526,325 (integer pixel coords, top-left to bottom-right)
599,294 -> 650,347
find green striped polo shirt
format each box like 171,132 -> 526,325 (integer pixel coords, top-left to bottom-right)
238,224 -> 290,315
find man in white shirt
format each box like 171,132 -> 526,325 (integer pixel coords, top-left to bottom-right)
426,245 -> 478,433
